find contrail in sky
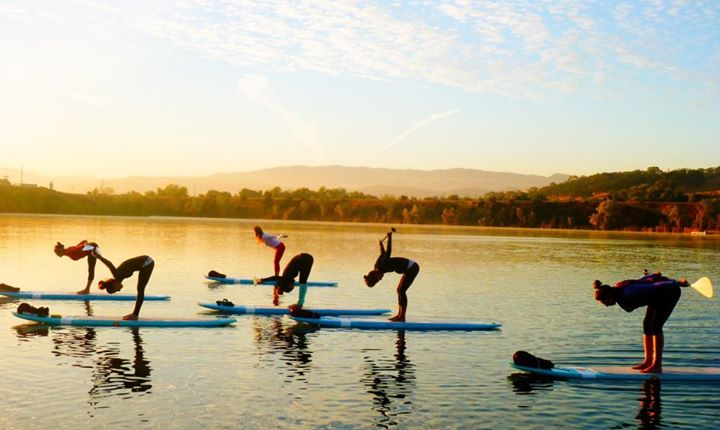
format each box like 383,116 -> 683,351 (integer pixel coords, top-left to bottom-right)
364,108 -> 460,162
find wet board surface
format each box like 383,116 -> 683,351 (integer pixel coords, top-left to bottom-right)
291,316 -> 502,331
511,364 -> 720,381
13,312 -> 236,328
199,302 -> 390,316
1,291 -> 170,301
205,276 -> 337,287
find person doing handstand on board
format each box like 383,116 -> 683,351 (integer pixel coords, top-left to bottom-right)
593,271 -> 688,373
364,228 -> 419,322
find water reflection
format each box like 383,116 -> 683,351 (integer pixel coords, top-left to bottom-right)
87,328 -> 152,400
635,380 -> 662,429
508,373 -> 663,430
252,317 -> 317,385
507,372 -> 556,395
360,331 -> 416,429
13,301 -> 153,403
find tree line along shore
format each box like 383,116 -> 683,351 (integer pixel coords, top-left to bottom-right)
1,166 -> 719,233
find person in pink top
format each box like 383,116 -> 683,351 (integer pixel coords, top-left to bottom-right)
254,226 -> 287,276
54,240 -> 100,294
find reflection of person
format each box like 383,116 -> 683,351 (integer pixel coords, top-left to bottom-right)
256,253 -> 313,307
254,226 -> 287,276
593,272 -> 687,373
636,380 -> 662,428
94,251 -> 155,320
54,240 -> 99,294
360,330 -> 415,427
364,230 -> 419,322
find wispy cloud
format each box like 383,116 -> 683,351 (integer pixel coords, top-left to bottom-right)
236,74 -> 319,155
5,0 -> 720,100
363,108 -> 461,162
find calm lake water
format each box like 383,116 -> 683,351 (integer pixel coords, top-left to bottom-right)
1,214 -> 718,429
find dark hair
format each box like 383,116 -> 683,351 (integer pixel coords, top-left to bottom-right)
254,226 -> 263,237
593,281 -> 615,306
364,270 -> 382,287
98,278 -> 121,294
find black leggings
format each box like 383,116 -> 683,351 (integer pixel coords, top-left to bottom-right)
132,260 -> 155,316
643,286 -> 680,335
397,262 -> 419,308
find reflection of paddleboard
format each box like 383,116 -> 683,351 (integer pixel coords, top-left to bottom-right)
205,276 -> 337,287
0,291 -> 170,301
13,312 -> 235,328
199,302 -> 390,316
291,316 -> 501,331
511,364 -> 720,381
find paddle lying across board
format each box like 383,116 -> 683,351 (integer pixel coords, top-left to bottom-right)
205,276 -> 337,287
199,302 -> 390,316
13,312 -> 236,328
1,291 -> 170,301
291,316 -> 502,331
511,364 -> 720,381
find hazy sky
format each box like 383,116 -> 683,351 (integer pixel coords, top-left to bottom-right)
1,0 -> 718,178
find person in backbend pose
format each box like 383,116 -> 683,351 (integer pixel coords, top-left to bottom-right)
364,229 -> 419,322
54,240 -> 99,294
254,226 -> 287,277
593,271 -> 688,373
93,250 -> 155,320
255,253 -> 314,309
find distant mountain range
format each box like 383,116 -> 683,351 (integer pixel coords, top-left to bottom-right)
0,166 -> 569,198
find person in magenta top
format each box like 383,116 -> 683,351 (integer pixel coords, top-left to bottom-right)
593,271 -> 688,373
54,240 -> 100,295
254,226 -> 287,276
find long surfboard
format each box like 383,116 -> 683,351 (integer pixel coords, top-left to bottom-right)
205,276 -> 337,287
13,312 -> 235,328
291,316 -> 502,331
511,364 -> 720,381
1,291 -> 170,301
199,302 -> 391,316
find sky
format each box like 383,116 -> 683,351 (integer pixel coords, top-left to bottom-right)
1,0 -> 718,179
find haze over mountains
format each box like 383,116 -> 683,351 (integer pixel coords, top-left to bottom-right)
0,166 -> 569,198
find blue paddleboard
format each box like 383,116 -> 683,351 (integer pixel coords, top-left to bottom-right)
205,276 -> 337,287
13,312 -> 235,328
291,316 -> 502,331
511,364 -> 720,381
1,291 -> 170,301
199,302 -> 391,316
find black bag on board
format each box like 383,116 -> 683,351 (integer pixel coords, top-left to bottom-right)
513,351 -> 555,369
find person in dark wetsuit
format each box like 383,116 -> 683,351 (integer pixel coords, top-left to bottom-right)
54,240 -> 99,294
594,272 -> 688,373
364,230 -> 419,322
93,251 -> 155,320
256,253 -> 314,308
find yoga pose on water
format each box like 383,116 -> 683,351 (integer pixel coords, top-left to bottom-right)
93,251 -> 155,320
54,240 -> 99,294
254,226 -> 287,277
256,252 -> 314,308
593,272 -> 688,373
364,229 -> 419,322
